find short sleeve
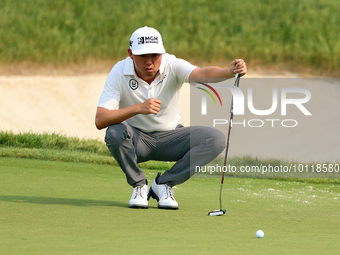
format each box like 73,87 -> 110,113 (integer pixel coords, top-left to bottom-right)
171,58 -> 197,84
97,66 -> 121,110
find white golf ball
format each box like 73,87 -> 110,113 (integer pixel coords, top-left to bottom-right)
256,230 -> 264,238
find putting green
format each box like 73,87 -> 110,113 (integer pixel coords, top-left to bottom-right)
0,157 -> 339,254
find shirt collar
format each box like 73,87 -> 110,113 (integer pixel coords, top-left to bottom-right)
123,57 -> 135,76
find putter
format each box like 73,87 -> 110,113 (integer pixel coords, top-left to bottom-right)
208,73 -> 240,216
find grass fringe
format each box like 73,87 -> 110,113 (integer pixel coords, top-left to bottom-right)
0,131 -> 338,184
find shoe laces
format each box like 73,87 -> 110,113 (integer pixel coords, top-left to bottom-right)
165,185 -> 175,201
134,186 -> 145,199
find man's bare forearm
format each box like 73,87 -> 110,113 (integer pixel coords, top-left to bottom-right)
95,106 -> 140,130
194,66 -> 234,79
95,98 -> 161,130
189,59 -> 247,83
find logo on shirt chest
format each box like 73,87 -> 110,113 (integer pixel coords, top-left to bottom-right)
129,79 -> 139,90
157,74 -> 168,86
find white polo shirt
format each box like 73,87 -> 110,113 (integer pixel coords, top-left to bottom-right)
97,53 -> 197,132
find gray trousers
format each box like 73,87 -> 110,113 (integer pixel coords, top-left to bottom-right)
105,123 -> 225,187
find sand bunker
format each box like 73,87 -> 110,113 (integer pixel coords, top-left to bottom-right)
0,73 -> 339,163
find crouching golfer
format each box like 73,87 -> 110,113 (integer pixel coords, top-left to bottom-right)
95,26 -> 247,209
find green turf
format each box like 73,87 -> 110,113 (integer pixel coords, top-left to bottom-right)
1,157 -> 339,254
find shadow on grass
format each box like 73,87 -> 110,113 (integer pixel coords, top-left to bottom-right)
0,195 -> 129,208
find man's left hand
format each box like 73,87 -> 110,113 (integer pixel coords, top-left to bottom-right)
230,59 -> 247,77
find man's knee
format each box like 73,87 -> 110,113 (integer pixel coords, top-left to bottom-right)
105,123 -> 132,148
201,127 -> 226,155
211,128 -> 226,155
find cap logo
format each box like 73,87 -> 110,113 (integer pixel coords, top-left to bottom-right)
137,36 -> 158,45
129,79 -> 139,90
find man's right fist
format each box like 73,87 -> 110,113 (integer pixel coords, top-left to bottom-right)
139,98 -> 161,115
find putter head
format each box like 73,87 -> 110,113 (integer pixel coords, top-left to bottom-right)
208,209 -> 226,216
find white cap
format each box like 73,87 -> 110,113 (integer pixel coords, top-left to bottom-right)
129,26 -> 166,55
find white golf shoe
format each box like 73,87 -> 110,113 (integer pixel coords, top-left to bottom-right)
129,183 -> 149,209
148,173 -> 179,210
